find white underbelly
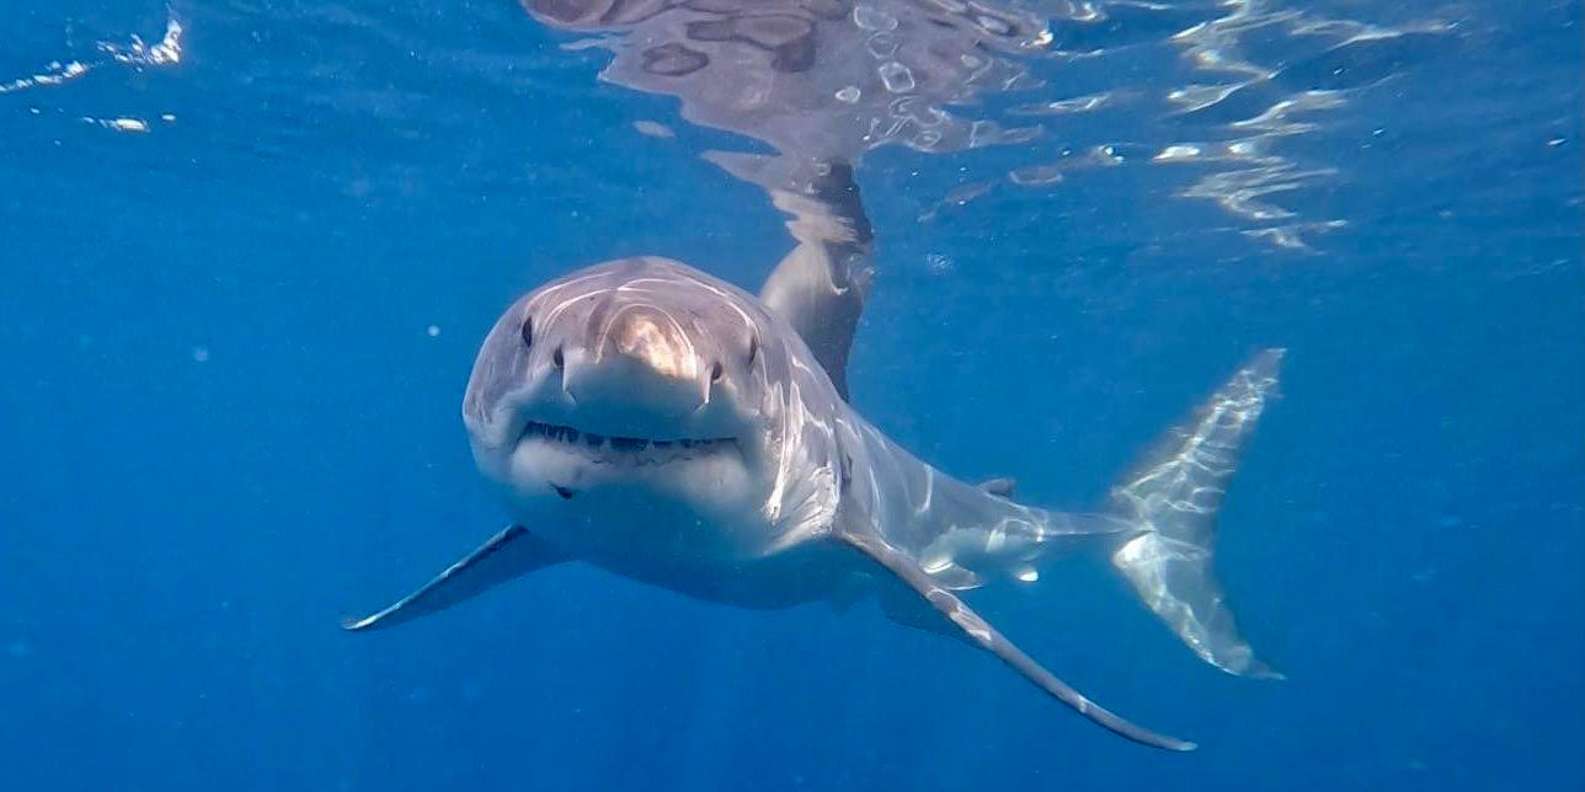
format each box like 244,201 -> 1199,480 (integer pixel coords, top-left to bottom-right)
512,488 -> 856,609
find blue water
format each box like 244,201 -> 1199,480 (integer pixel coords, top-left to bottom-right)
2,1 -> 1581,789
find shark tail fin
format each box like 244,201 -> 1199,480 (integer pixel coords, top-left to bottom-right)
1108,349 -> 1286,679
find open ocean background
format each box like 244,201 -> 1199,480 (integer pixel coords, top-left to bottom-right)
2,0 -> 1581,789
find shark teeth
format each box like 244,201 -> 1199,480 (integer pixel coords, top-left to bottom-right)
520,421 -> 734,464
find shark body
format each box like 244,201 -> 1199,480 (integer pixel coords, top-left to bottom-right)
345,194 -> 1284,750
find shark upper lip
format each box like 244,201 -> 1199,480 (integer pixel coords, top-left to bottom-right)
519,420 -> 736,455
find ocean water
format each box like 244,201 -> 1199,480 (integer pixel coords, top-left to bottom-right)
2,0 -> 1581,789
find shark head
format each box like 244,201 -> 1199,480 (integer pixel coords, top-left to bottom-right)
463,257 -> 844,560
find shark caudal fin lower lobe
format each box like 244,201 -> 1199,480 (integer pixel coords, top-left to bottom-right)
1108,349 -> 1285,679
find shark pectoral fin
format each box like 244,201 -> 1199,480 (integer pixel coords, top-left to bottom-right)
837,529 -> 1196,752
341,524 -> 565,633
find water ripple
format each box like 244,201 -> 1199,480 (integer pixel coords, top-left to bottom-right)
515,0 -> 1456,250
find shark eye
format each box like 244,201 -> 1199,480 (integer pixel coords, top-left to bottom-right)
553,347 -> 565,369
520,316 -> 534,348
710,361 -> 724,382
747,335 -> 759,366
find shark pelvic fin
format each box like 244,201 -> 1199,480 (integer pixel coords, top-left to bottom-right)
341,524 -> 565,632
838,529 -> 1196,752
977,477 -> 1017,497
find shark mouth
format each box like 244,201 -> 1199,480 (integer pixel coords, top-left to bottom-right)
520,420 -> 738,466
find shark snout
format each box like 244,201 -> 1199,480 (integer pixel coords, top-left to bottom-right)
559,305 -> 718,418
600,305 -> 701,380
561,352 -> 712,415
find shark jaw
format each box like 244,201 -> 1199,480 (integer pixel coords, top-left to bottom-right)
480,403 -> 784,566
518,419 -> 740,477
512,418 -> 746,501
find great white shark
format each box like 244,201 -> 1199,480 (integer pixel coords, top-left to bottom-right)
343,169 -> 1284,751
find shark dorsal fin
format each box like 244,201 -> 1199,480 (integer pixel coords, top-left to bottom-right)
715,155 -> 872,400
759,242 -> 869,399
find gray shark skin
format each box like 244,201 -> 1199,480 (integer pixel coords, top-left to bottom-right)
344,243 -> 1285,751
